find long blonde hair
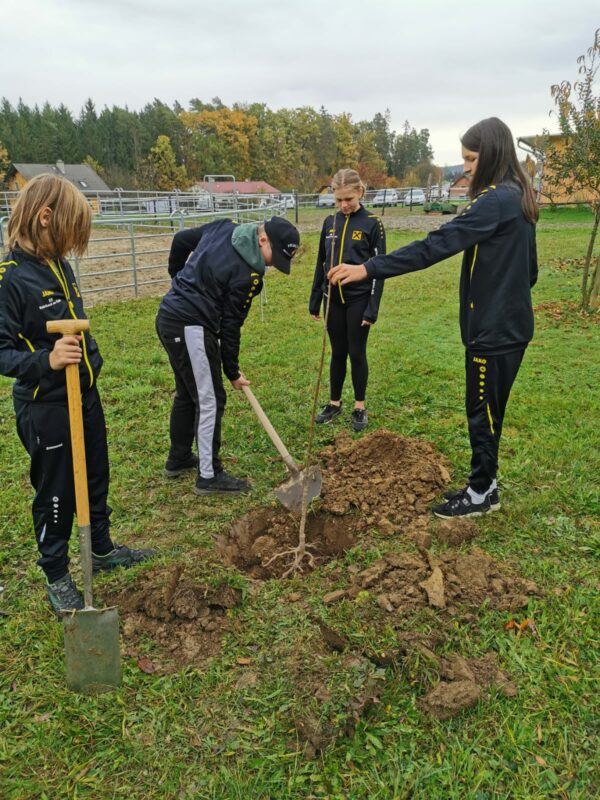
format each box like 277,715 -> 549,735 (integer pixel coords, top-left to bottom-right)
331,168 -> 366,198
8,173 -> 92,259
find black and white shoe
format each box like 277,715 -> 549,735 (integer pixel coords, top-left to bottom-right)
46,573 -> 84,616
194,470 -> 251,496
432,489 -> 492,519
315,403 -> 342,424
444,486 -> 500,511
351,408 -> 368,432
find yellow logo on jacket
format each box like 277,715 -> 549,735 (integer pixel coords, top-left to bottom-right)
42,290 -> 54,297
351,230 -> 362,240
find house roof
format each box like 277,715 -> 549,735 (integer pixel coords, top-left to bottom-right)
10,162 -> 111,191
194,180 -> 280,194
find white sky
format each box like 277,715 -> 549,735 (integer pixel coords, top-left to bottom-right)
2,0 -> 598,165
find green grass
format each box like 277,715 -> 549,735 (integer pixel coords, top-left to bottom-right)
538,205 -> 594,224
0,224 -> 599,799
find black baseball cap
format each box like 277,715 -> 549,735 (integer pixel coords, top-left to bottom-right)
264,216 -> 300,274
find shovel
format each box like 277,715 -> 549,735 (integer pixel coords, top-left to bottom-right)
46,319 -> 121,694
242,385 -> 321,513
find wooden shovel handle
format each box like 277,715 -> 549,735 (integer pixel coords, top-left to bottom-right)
241,385 -> 299,474
46,320 -> 90,526
47,319 -> 90,336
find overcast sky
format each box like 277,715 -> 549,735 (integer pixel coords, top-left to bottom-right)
2,0 -> 598,165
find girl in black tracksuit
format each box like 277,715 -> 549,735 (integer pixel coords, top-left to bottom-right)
329,118 -> 539,518
309,169 -> 385,432
0,174 -> 154,615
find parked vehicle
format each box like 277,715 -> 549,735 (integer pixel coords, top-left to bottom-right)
401,189 -> 426,206
372,189 -> 399,207
316,193 -> 336,208
281,193 -> 296,209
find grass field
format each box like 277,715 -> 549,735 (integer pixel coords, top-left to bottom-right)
0,220 -> 598,799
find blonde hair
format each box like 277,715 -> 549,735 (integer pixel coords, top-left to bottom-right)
8,173 -> 92,259
331,168 -> 366,198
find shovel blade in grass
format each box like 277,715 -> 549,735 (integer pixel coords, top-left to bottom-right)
63,606 -> 121,694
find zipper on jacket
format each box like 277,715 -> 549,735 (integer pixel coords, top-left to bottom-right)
47,259 -> 94,388
337,215 -> 350,304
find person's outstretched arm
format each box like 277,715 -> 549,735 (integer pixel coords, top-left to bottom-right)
308,221 -> 329,319
330,192 -> 501,285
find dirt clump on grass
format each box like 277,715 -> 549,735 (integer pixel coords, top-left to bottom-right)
105,560 -> 242,671
318,430 -> 451,531
216,507 -> 356,579
418,652 -> 517,720
322,546 -> 539,615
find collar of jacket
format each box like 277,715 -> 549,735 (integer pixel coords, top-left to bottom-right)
231,223 -> 266,275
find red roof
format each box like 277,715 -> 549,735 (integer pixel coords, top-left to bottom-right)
194,180 -> 280,194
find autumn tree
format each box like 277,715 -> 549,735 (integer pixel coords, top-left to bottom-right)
140,135 -> 187,190
0,140 -> 9,185
180,106 -> 257,181
546,29 -> 600,308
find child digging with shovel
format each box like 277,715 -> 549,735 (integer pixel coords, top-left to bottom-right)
0,174 -> 155,615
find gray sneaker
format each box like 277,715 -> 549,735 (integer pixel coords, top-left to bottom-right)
47,573 -> 84,616
351,408 -> 368,432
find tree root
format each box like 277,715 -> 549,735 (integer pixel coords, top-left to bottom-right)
263,542 -> 318,578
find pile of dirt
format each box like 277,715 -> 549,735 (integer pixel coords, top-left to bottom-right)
318,430 -> 451,531
418,652 -> 517,720
321,546 -> 539,615
217,507 -> 356,579
105,563 -> 242,671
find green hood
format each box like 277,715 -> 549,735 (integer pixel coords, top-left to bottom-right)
231,224 -> 266,275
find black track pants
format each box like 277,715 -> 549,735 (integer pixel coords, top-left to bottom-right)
326,297 -> 371,403
156,312 -> 226,478
14,387 -> 114,583
466,349 -> 525,493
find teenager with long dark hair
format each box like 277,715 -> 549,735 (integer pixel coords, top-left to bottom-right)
329,118 -> 538,517
309,169 -> 385,432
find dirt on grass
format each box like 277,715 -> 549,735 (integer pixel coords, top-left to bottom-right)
105,560 -> 242,672
318,430 -> 452,531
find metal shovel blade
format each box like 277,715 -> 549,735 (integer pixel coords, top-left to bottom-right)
63,606 -> 121,694
275,465 -> 322,513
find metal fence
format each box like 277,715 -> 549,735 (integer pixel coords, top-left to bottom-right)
0,191 -> 287,306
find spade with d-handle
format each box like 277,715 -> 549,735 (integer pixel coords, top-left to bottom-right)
46,319 -> 121,694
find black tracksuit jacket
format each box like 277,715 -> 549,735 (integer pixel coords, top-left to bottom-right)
309,205 -> 385,322
158,219 -> 264,380
364,183 -> 538,355
0,249 -> 102,403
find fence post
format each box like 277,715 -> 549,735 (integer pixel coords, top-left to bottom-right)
129,222 -> 139,298
0,217 -> 5,249
73,253 -> 82,290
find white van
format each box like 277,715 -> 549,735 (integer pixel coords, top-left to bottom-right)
372,189 -> 399,207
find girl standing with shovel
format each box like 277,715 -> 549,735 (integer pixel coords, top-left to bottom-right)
329,118 -> 538,518
0,174 -> 155,615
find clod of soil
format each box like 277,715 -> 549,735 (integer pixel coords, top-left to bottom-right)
318,430 -> 451,529
419,652 -> 517,720
105,563 -> 242,671
435,517 -> 479,546
217,507 -> 356,579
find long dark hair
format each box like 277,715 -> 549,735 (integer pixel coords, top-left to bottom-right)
461,117 -> 538,223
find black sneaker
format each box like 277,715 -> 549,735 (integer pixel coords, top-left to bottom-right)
432,489 -> 492,519
164,454 -> 199,478
92,544 -> 156,574
351,408 -> 368,432
47,573 -> 84,616
194,470 -> 251,496
316,403 -> 342,424
444,486 -> 500,511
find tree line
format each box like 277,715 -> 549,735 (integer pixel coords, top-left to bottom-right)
0,97 -> 440,191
